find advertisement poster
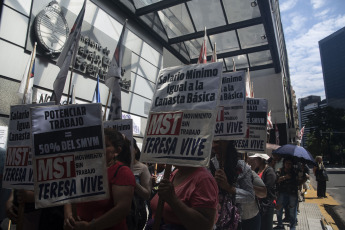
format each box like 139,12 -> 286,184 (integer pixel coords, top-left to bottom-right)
234,98 -> 268,153
31,103 -> 108,208
2,103 -> 53,190
214,71 -> 247,140
141,62 -> 222,167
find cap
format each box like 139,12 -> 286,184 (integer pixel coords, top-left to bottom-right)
248,153 -> 270,160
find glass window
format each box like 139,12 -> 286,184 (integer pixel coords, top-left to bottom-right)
248,50 -> 272,67
185,37 -> 211,59
224,55 -> 249,70
222,0 -> 261,24
209,30 -> 240,53
237,24 -> 267,49
187,0 -> 226,31
133,0 -> 163,9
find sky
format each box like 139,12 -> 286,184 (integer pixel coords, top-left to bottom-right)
279,0 -> 345,101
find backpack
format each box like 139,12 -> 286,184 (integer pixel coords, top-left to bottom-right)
114,165 -> 147,230
216,190 -> 240,230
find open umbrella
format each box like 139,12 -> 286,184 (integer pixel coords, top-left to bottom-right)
272,144 -> 315,165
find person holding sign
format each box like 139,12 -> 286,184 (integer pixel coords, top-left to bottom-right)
64,128 -> 135,230
212,141 -> 256,230
147,166 -> 219,230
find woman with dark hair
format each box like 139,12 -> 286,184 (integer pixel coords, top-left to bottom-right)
313,156 -> 327,198
64,128 -> 136,230
129,139 -> 152,230
212,141 -> 256,230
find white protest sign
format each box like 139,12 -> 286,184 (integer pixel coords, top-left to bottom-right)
2,103 -> 53,190
234,98 -> 268,153
214,71 -> 247,140
141,62 -> 223,167
122,112 -> 141,135
31,103 -> 108,208
151,63 -> 222,112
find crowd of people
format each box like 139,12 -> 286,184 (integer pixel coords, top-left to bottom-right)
0,130 -> 329,230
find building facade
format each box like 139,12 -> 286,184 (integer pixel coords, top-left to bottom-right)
319,27 -> 345,109
298,95 -> 327,147
0,0 -> 295,146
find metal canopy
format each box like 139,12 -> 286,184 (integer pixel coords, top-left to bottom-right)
112,0 -> 281,73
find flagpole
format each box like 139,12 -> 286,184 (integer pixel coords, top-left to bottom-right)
66,48 -> 79,104
103,89 -> 111,121
22,42 -> 37,104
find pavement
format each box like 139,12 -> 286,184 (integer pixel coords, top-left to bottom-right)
273,179 -> 345,230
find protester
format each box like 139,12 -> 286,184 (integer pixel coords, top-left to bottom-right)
64,128 -> 135,230
212,141 -> 256,230
274,158 -> 299,230
130,139 -> 152,230
0,147 -> 12,229
147,165 -> 218,230
313,156 -> 327,198
249,153 -> 277,230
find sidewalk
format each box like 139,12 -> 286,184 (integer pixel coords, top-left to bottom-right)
273,185 -> 339,230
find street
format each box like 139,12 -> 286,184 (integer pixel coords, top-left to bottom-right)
309,166 -> 345,205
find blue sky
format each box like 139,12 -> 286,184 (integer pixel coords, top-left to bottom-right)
280,0 -> 345,100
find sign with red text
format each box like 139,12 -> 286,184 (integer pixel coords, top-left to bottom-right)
234,98 -> 268,153
214,71 -> 247,140
2,103 -> 53,190
31,103 -> 108,208
141,62 -> 222,167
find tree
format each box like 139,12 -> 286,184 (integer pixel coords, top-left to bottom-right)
305,106 -> 345,163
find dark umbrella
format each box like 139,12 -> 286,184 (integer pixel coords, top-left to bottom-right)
272,144 -> 316,165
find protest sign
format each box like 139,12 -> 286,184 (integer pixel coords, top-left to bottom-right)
234,98 -> 268,153
151,63 -> 222,112
31,103 -> 107,208
2,103 -> 53,190
214,71 -> 247,140
141,62 -> 222,167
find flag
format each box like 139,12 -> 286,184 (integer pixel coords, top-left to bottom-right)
197,27 -> 207,64
211,43 -> 217,62
69,84 -> 76,104
267,110 -> 273,130
250,82 -> 254,98
275,122 -> 279,145
92,75 -> 101,103
51,0 -> 86,104
246,68 -> 252,98
106,19 -> 128,120
18,43 -> 37,104
232,58 -> 236,72
299,126 -> 305,140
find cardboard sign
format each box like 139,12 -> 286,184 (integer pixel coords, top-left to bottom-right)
141,62 -> 223,167
2,103 -> 53,189
31,103 -> 108,208
214,71 -> 247,140
234,98 -> 268,153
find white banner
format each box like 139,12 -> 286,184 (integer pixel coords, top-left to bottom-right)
141,63 -> 222,167
214,71 -> 247,139
151,63 -> 223,112
31,103 -> 108,208
140,110 -> 217,167
2,103 -> 53,190
234,98 -> 268,153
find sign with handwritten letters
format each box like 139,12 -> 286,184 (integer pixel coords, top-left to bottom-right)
2,103 -> 53,190
141,62 -> 222,167
234,98 -> 268,153
31,103 -> 108,208
214,71 -> 247,140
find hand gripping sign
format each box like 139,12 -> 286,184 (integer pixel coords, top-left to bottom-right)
31,103 -> 108,208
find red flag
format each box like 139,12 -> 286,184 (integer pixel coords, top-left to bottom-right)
275,122 -> 279,145
197,28 -> 207,64
267,110 -> 273,130
211,43 -> 217,62
299,126 -> 305,140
